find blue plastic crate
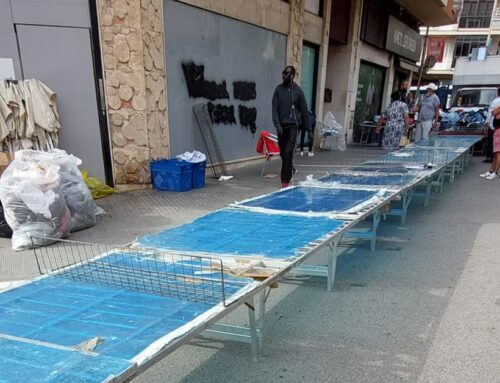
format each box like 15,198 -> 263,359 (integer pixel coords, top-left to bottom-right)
150,159 -> 192,192
191,161 -> 206,189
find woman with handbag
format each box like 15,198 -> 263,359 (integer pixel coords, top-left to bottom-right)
376,92 -> 410,151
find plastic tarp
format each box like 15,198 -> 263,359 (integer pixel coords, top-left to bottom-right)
319,173 -> 415,187
239,187 -> 381,214
0,254 -> 252,383
135,208 -> 345,259
376,148 -> 455,166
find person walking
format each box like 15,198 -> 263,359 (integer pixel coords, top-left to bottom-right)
479,88 -> 500,179
414,83 -> 441,142
272,65 -> 311,188
376,91 -> 410,151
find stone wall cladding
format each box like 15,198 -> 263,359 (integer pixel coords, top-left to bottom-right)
98,0 -> 169,185
286,0 -> 305,80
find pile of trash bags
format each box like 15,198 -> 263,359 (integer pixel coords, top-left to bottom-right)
0,149 -> 102,250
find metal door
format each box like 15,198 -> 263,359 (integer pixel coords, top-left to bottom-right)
16,25 -> 108,182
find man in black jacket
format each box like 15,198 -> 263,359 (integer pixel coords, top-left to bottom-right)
272,65 -> 311,188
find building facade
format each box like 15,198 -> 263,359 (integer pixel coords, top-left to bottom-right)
423,0 -> 500,83
0,0 -> 458,187
324,0 -> 459,143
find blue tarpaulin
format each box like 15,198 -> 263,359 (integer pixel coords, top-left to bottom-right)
240,187 -> 380,213
135,208 -> 344,258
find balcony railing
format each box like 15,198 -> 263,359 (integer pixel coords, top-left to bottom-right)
458,16 -> 492,28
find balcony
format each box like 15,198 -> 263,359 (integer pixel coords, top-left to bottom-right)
493,7 -> 500,30
393,0 -> 458,27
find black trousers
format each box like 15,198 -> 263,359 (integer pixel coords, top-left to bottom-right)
299,124 -> 315,152
485,127 -> 494,159
278,124 -> 298,183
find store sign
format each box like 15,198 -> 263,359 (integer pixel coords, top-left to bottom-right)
385,16 -> 422,63
427,37 -> 446,63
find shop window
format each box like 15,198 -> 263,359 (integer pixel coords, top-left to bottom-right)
459,0 -> 494,28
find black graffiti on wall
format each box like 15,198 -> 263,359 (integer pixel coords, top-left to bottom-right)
207,103 -> 236,125
181,62 -> 229,101
233,82 -> 256,101
182,61 -> 259,135
238,106 -> 257,134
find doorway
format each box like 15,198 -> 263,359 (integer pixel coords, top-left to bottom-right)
353,61 -> 386,143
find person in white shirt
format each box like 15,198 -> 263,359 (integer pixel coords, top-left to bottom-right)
480,88 -> 500,179
414,83 -> 441,142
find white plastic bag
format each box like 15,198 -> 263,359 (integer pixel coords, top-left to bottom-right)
15,149 -> 100,231
0,160 -> 71,250
323,112 -> 347,151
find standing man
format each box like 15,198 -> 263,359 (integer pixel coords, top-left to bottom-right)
483,87 -> 500,164
414,83 -> 441,142
399,80 -> 409,104
272,65 -> 311,188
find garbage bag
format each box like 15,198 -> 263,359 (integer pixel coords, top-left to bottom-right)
82,169 -> 117,199
0,201 -> 12,238
0,159 -> 71,250
16,150 -> 100,232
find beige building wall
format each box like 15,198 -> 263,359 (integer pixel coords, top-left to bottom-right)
98,0 -> 169,187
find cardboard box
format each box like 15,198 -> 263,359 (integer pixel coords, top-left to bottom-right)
0,152 -> 12,176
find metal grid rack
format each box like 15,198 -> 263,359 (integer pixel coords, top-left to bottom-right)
32,238 -> 247,306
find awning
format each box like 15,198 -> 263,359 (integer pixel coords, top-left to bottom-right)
393,0 -> 457,27
396,57 -> 420,73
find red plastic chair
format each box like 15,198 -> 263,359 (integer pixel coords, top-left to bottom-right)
256,130 -> 280,176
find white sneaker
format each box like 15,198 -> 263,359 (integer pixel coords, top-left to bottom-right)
480,171 -> 493,178
308,151 -> 314,157
485,173 -> 497,180
300,151 -> 304,156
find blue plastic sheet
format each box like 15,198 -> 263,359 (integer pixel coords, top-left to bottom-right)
377,148 -> 456,165
417,136 -> 483,148
348,163 -> 408,173
0,336 -> 131,383
0,259 -> 251,383
320,173 -> 415,186
136,208 -> 344,258
240,187 -> 379,213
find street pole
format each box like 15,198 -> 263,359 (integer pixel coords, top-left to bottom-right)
416,26 -> 430,104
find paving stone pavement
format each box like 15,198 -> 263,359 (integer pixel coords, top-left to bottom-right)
2,146 -> 498,383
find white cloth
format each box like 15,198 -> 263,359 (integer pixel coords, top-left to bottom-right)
488,96 -> 500,130
175,151 -> 206,163
415,120 -> 433,142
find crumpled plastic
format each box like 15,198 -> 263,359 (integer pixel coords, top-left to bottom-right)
322,112 -> 347,151
0,159 -> 71,250
82,169 -> 117,199
0,201 -> 12,238
176,151 -> 207,163
16,150 -> 102,231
